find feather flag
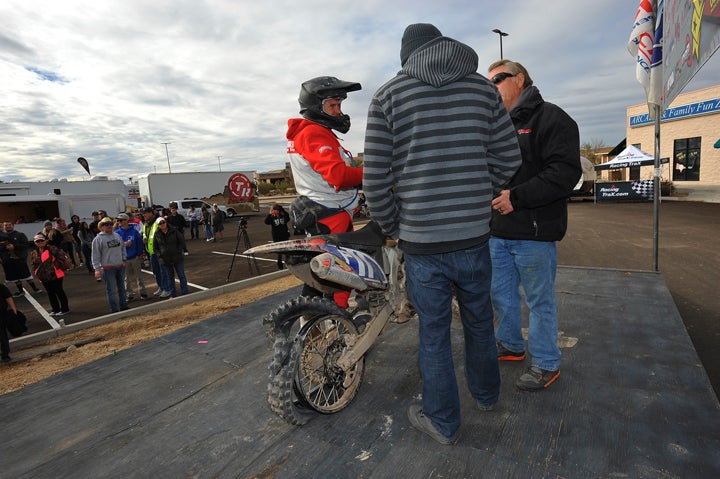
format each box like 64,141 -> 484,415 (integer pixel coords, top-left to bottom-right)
628,0 -> 664,118
77,157 -> 91,175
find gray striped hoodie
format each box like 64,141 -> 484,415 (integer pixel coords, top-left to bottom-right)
363,36 -> 521,254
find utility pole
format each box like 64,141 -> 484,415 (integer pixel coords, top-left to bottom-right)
161,142 -> 171,173
492,28 -> 509,59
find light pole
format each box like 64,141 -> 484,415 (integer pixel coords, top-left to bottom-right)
492,28 -> 509,59
161,142 -> 171,173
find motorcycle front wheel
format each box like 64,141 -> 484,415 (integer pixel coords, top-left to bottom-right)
292,313 -> 364,414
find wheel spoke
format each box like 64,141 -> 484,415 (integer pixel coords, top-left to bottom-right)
294,314 -> 364,413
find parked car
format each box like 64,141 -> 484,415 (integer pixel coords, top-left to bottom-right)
168,199 -> 236,218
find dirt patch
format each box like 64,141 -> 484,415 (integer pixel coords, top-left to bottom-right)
0,276 -> 302,396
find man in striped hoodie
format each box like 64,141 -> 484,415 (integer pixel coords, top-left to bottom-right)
363,23 -> 522,445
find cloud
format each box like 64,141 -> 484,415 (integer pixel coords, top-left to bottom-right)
0,0 -> 718,182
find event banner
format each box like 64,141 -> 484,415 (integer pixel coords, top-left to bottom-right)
664,0 -> 720,107
595,180 -> 654,202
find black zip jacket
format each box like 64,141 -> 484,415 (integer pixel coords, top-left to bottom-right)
491,86 -> 581,242
154,227 -> 186,265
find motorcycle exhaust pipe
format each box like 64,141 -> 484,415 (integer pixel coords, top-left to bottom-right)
310,253 -> 368,291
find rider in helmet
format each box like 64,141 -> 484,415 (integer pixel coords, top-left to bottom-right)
287,76 -> 363,235
287,76 -> 363,308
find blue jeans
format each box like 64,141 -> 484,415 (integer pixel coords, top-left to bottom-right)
189,220 -> 200,239
150,253 -> 168,291
102,266 -> 127,313
163,261 -> 189,297
405,241 -> 500,438
490,238 -> 561,371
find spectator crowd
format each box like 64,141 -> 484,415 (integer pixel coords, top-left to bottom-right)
0,202 -> 217,361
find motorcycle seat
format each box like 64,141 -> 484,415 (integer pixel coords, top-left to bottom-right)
328,221 -> 385,250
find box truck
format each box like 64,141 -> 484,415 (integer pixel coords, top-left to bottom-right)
137,172 -> 258,215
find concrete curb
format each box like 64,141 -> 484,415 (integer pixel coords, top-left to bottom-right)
10,269 -> 291,349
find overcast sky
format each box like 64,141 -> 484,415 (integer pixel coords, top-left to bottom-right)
2,0 -> 719,183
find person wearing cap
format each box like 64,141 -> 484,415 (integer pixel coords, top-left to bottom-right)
40,220 -> 63,248
363,23 -> 522,444
91,217 -> 128,313
153,216 -> 189,298
141,207 -> 171,297
30,234 -> 70,316
286,75 -> 363,309
114,213 -> 147,301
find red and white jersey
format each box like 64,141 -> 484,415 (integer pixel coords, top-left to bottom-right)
286,118 -> 362,214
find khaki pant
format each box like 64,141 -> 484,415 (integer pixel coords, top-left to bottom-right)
125,256 -> 147,298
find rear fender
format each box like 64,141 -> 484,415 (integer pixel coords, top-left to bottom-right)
244,236 -> 331,255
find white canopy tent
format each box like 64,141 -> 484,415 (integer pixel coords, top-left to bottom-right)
594,145 -> 655,171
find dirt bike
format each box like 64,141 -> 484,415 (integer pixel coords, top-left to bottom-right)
244,221 -> 413,425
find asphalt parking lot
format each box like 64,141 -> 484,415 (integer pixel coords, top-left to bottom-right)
7,200 -> 720,399
10,213 -> 283,335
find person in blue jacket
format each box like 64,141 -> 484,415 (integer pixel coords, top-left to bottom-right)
114,213 -> 147,301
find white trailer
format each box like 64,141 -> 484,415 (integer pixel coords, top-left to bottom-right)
137,171 -> 258,212
0,194 -> 126,239
0,177 -> 128,195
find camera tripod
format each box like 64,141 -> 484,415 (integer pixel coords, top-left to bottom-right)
226,217 -> 260,282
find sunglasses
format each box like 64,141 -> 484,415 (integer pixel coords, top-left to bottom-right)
491,72 -> 515,85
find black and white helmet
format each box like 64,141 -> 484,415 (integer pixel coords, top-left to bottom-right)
298,76 -> 361,133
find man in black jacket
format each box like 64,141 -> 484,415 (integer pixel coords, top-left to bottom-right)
264,204 -> 290,270
487,59 -> 581,391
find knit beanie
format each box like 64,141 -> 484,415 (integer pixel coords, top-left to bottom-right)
400,23 -> 442,65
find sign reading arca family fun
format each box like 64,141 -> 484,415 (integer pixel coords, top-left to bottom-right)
629,96 -> 720,127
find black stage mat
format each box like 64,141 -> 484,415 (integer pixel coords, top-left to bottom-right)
2,267 -> 719,478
